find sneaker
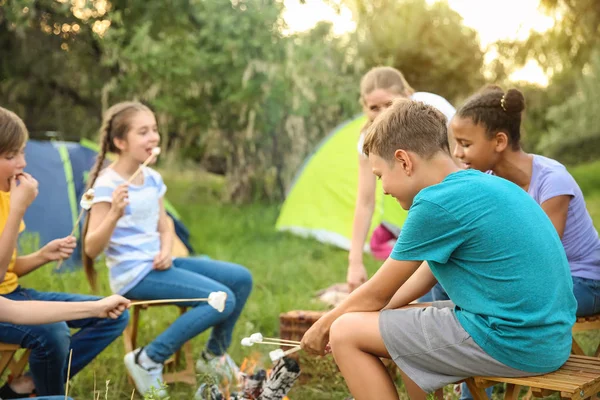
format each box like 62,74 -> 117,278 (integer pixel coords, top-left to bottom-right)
124,348 -> 168,398
196,351 -> 241,385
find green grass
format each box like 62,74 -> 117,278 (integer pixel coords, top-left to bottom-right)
12,161 -> 600,399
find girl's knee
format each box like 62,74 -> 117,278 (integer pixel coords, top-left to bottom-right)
222,289 -> 237,315
236,267 -> 253,290
112,308 -> 130,330
34,323 -> 71,356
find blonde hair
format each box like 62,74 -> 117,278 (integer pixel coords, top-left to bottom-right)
0,107 -> 28,155
82,101 -> 152,292
360,66 -> 414,102
363,99 -> 449,161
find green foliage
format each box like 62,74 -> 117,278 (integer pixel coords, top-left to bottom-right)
143,382 -> 170,400
344,0 -> 486,103
491,0 -> 600,164
570,160 -> 600,196
537,52 -> 600,162
1,0 -> 496,203
1,0 -> 364,202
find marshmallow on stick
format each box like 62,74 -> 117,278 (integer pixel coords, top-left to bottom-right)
130,291 -> 227,312
240,338 -> 299,348
125,147 -> 161,185
269,346 -> 301,362
56,188 -> 95,270
249,333 -> 300,345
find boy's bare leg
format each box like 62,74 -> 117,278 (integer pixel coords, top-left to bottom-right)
330,312 -> 428,400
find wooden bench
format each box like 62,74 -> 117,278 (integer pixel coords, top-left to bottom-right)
463,355 -> 600,400
123,303 -> 196,386
573,315 -> 600,356
0,343 -> 30,383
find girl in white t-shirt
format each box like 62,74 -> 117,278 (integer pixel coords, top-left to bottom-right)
348,66 -> 455,302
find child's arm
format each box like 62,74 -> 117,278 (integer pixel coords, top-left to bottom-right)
540,196 -> 570,239
13,236 -> 76,277
0,174 -> 38,282
0,294 -> 130,325
85,183 -> 128,259
153,199 -> 174,270
347,155 -> 377,291
0,209 -> 26,282
384,262 -> 438,309
303,257 -> 422,354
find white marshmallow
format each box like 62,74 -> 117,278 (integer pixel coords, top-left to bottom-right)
269,349 -> 285,362
241,337 -> 254,347
208,291 -> 227,312
80,188 -> 95,210
250,333 -> 263,343
152,147 -> 161,156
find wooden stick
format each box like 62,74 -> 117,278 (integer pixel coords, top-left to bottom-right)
130,389 -> 135,400
281,346 -> 302,357
125,153 -> 156,185
262,337 -> 301,345
255,341 -> 300,348
131,297 -> 208,306
64,349 -> 73,400
55,210 -> 85,271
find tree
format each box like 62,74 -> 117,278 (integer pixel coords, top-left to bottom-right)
492,0 -> 600,164
538,51 -> 600,164
342,0 -> 486,103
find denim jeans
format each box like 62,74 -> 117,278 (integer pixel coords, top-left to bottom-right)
418,282 -> 449,302
0,287 -> 129,396
460,383 -> 493,400
32,397 -> 73,400
124,257 -> 253,363
573,276 -> 600,317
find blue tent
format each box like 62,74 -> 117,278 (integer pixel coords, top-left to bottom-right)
21,139 -> 194,270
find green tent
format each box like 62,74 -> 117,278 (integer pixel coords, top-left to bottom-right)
275,115 -> 407,250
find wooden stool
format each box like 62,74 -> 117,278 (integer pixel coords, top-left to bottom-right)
573,315 -> 600,356
0,343 -> 30,382
123,303 -> 196,386
463,355 -> 600,400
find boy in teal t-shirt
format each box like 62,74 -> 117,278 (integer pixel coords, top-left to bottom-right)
300,99 -> 576,400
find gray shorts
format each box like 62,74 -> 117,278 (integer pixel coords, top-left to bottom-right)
380,301 -> 541,393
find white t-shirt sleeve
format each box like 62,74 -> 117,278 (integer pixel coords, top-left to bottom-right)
91,170 -> 118,204
357,132 -> 367,157
146,168 -> 167,198
410,92 -> 456,123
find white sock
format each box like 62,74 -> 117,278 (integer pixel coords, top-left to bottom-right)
137,348 -> 161,370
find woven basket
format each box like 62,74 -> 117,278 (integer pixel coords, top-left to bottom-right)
279,310 -> 326,343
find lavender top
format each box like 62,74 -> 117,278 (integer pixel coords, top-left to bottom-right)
528,155 -> 600,280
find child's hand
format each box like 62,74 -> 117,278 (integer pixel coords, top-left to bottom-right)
41,236 -> 76,262
347,262 -> 368,292
95,295 -> 131,319
9,173 -> 38,214
153,250 -> 172,270
301,318 -> 330,356
109,183 -> 129,218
